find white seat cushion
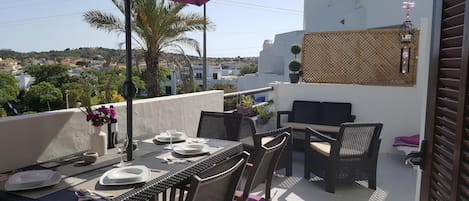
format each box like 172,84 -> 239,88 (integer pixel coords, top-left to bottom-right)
280,122 -> 340,133
261,136 -> 275,145
310,142 -> 331,156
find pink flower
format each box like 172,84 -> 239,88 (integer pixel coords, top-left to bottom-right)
82,105 -> 117,127
110,108 -> 116,119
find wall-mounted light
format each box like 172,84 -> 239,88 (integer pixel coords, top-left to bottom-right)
399,1 -> 415,74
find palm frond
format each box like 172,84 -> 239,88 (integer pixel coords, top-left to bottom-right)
83,10 -> 125,34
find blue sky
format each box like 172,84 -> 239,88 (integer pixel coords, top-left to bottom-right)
0,0 -> 303,57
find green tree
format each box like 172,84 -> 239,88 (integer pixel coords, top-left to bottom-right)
24,82 -> 63,111
62,82 -> 91,108
239,64 -> 258,75
0,72 -> 20,105
24,64 -> 71,87
84,0 -> 211,97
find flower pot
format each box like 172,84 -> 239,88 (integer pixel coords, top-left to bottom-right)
90,127 -> 107,156
289,73 -> 300,83
257,117 -> 270,125
237,106 -> 254,116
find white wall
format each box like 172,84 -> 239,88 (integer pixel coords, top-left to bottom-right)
304,0 -> 432,31
0,91 -> 223,173
269,17 -> 431,154
304,0 -> 366,32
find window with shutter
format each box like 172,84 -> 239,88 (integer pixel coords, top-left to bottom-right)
422,0 -> 469,201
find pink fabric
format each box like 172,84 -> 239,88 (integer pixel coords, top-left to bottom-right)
247,194 -> 266,201
393,134 -> 419,147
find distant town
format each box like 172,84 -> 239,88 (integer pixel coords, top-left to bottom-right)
0,47 -> 258,116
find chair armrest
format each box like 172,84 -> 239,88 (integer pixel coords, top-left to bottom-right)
277,111 -> 292,128
305,127 -> 336,143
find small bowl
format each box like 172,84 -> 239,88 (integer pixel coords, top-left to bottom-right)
82,152 -> 98,164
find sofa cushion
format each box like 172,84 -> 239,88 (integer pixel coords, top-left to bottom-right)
281,122 -> 340,133
291,101 -> 321,124
320,102 -> 352,126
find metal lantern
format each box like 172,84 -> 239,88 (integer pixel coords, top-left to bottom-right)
399,1 -> 415,74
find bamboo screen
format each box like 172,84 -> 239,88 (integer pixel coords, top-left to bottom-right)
301,29 -> 419,86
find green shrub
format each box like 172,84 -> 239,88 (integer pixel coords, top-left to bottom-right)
290,44 -> 301,55
289,60 -> 301,72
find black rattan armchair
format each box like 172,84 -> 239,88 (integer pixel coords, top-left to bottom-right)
235,132 -> 290,201
197,111 -> 243,141
242,126 -> 293,176
304,123 -> 383,193
179,152 -> 250,201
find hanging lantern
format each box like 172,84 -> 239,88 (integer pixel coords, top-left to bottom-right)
399,1 -> 415,74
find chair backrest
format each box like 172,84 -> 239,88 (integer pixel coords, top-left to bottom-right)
290,100 -> 321,123
238,117 -> 257,147
331,123 -> 383,159
197,111 -> 243,141
185,152 -> 250,201
240,132 -> 290,201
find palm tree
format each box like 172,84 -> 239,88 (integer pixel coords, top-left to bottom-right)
84,0 -> 211,97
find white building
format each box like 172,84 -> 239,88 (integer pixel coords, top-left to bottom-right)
164,64 -> 239,95
15,73 -> 35,90
238,0 -> 433,90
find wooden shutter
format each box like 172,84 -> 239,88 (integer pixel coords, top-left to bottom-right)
422,0 -> 469,200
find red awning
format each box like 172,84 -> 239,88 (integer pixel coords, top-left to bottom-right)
171,0 -> 209,6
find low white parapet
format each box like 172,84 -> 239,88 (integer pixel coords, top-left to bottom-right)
0,91 -> 223,173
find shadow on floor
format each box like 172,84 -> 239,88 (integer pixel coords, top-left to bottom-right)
248,152 -> 417,201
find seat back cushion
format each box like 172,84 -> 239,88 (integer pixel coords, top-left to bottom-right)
291,101 -> 321,124
320,102 -> 352,126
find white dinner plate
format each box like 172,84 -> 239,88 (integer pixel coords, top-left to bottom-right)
7,170 -> 55,187
154,132 -> 186,143
99,165 -> 149,186
173,144 -> 209,156
4,171 -> 61,191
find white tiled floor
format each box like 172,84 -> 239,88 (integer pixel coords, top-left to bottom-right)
249,152 -> 417,201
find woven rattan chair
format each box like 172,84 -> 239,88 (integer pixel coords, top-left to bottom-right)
246,127 -> 293,176
235,132 -> 290,201
304,123 -> 383,193
180,151 -> 250,201
197,111 -> 243,141
238,117 -> 257,153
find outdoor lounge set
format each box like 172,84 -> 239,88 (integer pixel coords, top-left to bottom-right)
188,98 -> 383,196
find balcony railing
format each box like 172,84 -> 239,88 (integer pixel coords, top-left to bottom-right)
223,86 -> 274,111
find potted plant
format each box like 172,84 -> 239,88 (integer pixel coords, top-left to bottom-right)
255,105 -> 274,125
237,95 -> 254,116
289,44 -> 302,83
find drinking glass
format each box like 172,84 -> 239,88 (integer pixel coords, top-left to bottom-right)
164,130 -> 177,150
115,134 -> 129,167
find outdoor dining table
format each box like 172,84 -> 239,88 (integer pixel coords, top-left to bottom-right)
0,134 -> 243,201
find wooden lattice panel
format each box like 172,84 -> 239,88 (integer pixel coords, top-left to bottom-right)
302,29 -> 419,86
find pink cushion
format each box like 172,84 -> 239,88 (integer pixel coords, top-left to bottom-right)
393,134 -> 419,147
247,194 -> 266,201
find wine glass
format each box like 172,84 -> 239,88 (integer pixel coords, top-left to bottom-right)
164,130 -> 177,150
115,134 -> 129,167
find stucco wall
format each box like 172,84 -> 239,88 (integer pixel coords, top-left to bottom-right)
304,0 -> 433,31
0,91 -> 223,173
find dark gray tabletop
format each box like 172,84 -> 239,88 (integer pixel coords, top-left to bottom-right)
0,135 -> 243,201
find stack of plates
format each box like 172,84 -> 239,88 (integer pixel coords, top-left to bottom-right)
154,131 -> 186,143
4,170 -> 61,191
173,144 -> 208,156
99,165 -> 149,186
